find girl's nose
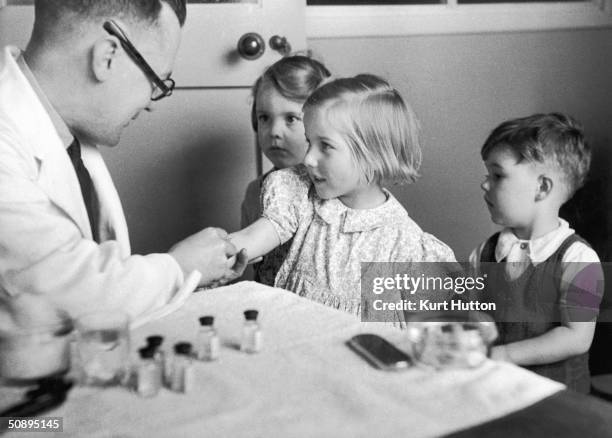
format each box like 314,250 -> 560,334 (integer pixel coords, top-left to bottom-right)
303,147 -> 317,168
269,119 -> 283,138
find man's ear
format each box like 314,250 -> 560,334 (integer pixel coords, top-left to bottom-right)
91,36 -> 120,82
535,174 -> 553,201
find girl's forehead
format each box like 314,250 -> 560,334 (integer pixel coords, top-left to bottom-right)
305,100 -> 337,118
256,82 -> 302,108
257,78 -> 277,94
304,105 -> 350,138
304,104 -> 330,124
255,81 -> 282,101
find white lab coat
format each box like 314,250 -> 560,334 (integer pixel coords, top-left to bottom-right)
0,46 -> 186,320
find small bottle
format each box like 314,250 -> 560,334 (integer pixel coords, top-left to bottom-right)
137,347 -> 162,398
170,342 -> 194,393
146,335 -> 168,384
197,316 -> 220,361
240,309 -> 262,354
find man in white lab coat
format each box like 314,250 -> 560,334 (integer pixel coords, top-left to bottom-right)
0,0 -> 247,325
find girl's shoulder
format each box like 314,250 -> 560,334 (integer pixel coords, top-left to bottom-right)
382,193 -> 427,235
391,229 -> 456,262
384,197 -> 456,262
417,232 -> 457,262
263,165 -> 311,195
261,165 -> 314,228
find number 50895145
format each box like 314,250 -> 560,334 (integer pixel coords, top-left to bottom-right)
2,417 -> 63,432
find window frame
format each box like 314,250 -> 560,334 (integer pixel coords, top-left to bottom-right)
306,0 -> 612,38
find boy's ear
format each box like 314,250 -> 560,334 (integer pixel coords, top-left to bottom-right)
535,175 -> 553,201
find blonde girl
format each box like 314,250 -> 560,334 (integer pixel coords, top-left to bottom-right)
233,74 -> 455,317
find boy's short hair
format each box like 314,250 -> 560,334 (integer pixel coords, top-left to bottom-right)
481,113 -> 590,199
303,74 -> 421,186
251,55 -> 331,131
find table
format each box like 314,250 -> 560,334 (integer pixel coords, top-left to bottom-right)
1,281 -> 612,437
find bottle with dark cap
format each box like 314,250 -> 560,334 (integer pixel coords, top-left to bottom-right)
174,342 -> 192,356
145,335 -> 168,384
240,309 -> 262,354
146,335 -> 163,348
137,347 -> 161,398
197,316 -> 220,361
170,342 -> 194,393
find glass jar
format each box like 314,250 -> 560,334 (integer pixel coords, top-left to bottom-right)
406,311 -> 498,369
170,342 -> 194,393
137,347 -> 162,398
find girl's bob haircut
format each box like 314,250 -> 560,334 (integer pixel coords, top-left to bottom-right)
303,74 -> 421,186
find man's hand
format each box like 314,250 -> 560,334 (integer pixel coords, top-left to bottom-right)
169,228 -> 248,287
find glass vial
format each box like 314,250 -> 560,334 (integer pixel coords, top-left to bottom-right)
197,316 -> 220,361
137,347 -> 162,398
146,335 -> 167,384
170,342 -> 194,393
240,309 -> 262,354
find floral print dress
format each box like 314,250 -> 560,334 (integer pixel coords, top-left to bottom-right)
262,165 -> 456,318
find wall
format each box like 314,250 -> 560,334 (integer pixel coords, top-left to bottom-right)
107,28 -> 612,261
100,89 -> 257,254
308,29 -> 612,260
102,27 -> 612,260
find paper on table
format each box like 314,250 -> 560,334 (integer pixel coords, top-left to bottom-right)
130,270 -> 201,329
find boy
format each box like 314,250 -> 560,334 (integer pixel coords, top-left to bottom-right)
470,113 -> 603,393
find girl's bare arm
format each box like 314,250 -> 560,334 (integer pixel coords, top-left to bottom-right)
229,218 -> 281,263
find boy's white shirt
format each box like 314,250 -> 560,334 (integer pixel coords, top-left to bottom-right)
469,219 -> 600,290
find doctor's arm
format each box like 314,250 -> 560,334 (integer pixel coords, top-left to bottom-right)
229,218 -> 281,263
0,147 -> 182,319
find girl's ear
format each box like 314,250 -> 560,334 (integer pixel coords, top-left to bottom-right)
535,174 -> 553,201
91,36 -> 120,82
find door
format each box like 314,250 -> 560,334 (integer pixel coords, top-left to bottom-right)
0,0 -> 307,254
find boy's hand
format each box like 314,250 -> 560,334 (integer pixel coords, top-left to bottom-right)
490,345 -> 513,363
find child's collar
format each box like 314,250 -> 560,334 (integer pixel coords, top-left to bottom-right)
494,219 -> 574,264
313,189 -> 406,232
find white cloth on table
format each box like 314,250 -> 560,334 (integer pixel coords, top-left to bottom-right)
0,282 -> 565,438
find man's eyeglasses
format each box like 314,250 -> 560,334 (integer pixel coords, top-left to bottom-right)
103,20 -> 175,101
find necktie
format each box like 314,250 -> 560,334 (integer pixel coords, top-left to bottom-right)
67,138 -> 99,242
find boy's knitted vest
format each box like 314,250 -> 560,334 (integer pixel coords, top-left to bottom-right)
480,232 -> 591,393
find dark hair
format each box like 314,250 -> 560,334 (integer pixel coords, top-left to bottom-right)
251,55 -> 331,131
32,0 -> 187,29
481,112 -> 590,198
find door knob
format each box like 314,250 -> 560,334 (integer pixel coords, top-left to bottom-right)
237,32 -> 265,60
269,35 -> 291,56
